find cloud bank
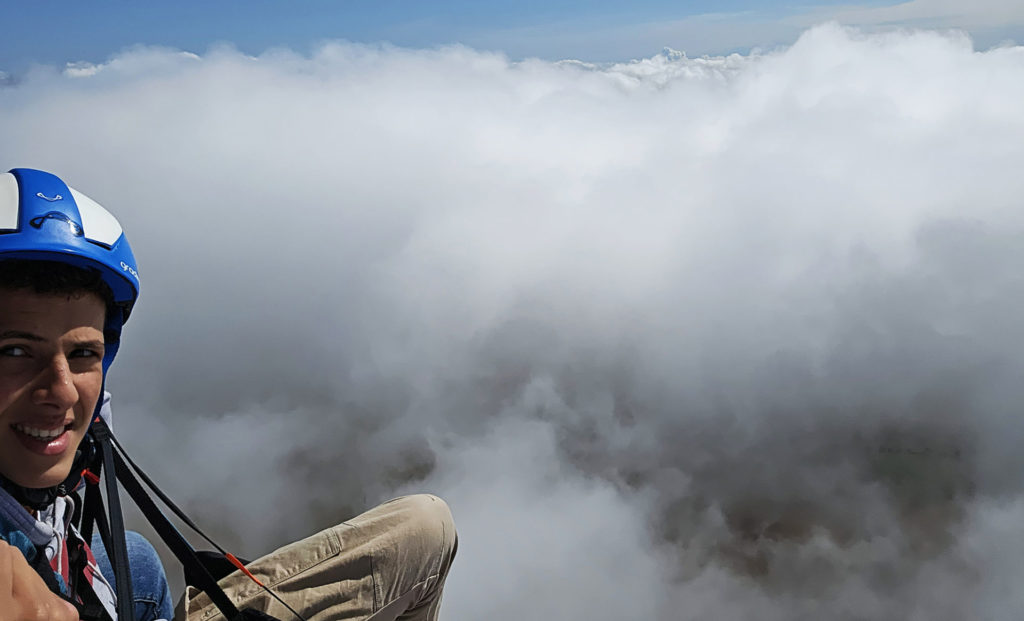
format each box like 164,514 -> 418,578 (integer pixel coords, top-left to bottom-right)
3,23 -> 1024,620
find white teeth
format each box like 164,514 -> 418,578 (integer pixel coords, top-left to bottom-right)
12,423 -> 66,439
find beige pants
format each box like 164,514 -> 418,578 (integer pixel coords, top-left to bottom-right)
175,495 -> 457,621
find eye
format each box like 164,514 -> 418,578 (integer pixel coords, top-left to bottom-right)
0,345 -> 28,357
69,347 -> 101,359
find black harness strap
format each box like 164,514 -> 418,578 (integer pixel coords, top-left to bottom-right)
83,420 -> 288,621
24,541 -> 106,620
78,435 -> 112,564
106,431 -> 223,549
91,421 -> 135,621
67,537 -> 112,621
110,449 -> 243,620
80,475 -> 112,559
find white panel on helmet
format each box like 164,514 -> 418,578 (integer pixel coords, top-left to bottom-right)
0,173 -> 19,231
70,187 -> 123,246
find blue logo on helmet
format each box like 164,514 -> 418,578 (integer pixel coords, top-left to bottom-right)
29,211 -> 84,237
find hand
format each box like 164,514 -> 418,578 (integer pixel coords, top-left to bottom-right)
0,541 -> 79,621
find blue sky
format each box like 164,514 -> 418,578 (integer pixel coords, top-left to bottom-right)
4,0 -> 1024,72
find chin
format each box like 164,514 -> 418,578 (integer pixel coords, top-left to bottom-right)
33,465 -> 75,489
0,427 -> 86,490
0,449 -> 76,490
6,462 -> 74,490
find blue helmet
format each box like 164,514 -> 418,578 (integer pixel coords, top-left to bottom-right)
0,168 -> 140,372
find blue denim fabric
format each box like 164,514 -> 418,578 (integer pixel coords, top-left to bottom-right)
91,531 -> 174,621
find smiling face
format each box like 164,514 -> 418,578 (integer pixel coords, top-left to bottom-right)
0,289 -> 106,489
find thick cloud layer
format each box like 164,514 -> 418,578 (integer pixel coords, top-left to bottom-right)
4,23 -> 1024,620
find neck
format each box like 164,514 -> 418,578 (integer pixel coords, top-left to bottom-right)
0,475 -> 62,512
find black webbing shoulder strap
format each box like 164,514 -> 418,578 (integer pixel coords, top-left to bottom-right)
66,536 -> 114,621
90,421 -> 135,621
110,450 -> 243,618
85,419 -> 248,621
79,477 -> 111,561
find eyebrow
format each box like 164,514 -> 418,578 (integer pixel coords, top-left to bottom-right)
0,330 -> 44,342
0,332 -> 103,349
72,339 -> 106,350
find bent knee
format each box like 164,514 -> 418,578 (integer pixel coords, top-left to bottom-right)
398,494 -> 453,522
394,494 -> 454,536
387,494 -> 456,557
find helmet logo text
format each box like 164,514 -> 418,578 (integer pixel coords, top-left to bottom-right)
120,261 -> 138,279
35,192 -> 63,202
29,211 -> 84,237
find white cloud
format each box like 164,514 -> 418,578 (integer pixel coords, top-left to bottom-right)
417,417 -> 666,620
3,23 -> 1024,619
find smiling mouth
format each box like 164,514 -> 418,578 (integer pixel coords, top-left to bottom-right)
12,422 -> 73,440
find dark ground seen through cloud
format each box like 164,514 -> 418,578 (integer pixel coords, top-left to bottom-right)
3,22 -> 1024,620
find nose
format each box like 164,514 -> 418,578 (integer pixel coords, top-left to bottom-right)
32,354 -> 79,412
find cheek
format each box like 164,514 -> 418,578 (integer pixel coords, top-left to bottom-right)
75,373 -> 104,416
0,375 -> 31,414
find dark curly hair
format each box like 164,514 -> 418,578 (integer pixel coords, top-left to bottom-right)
0,259 -> 115,312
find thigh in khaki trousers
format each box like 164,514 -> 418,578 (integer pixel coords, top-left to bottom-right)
175,494 -> 457,621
